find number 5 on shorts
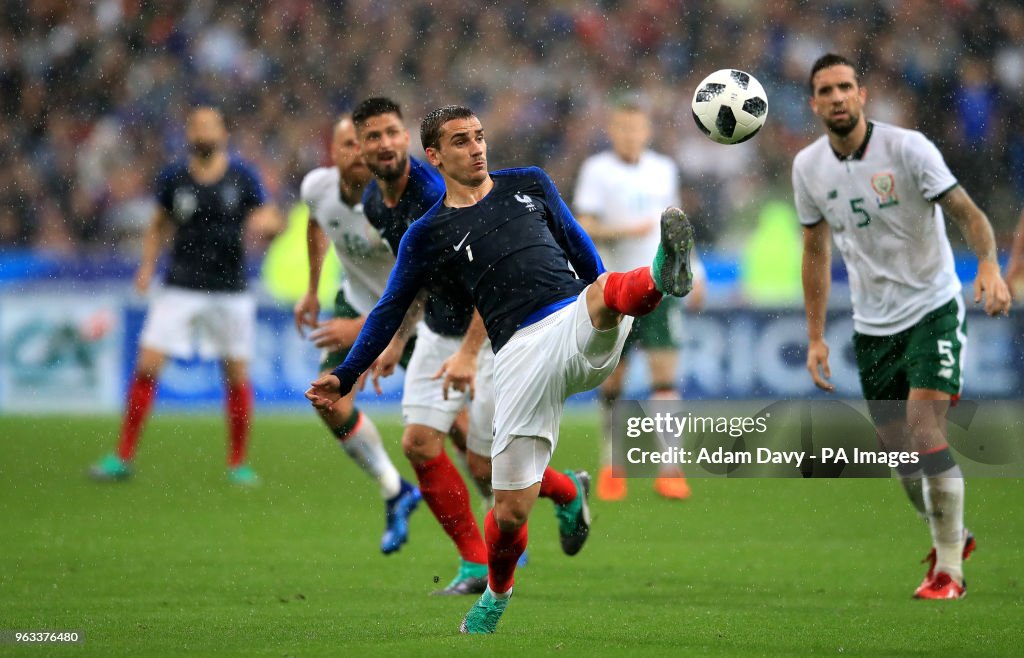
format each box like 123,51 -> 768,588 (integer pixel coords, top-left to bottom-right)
937,339 -> 955,367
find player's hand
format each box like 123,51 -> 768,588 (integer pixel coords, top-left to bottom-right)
686,279 -> 707,312
308,317 -> 364,351
806,338 -> 834,392
305,374 -> 344,409
293,292 -> 320,338
621,219 -> 657,239
368,341 -> 404,395
134,265 -> 154,295
433,350 -> 477,401
974,261 -> 1011,316
1006,258 -> 1024,300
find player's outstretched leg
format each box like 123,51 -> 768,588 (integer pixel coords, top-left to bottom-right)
598,206 -> 695,322
652,207 -> 695,297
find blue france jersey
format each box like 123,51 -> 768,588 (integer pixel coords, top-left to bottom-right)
362,157 -> 474,337
333,166 -> 604,392
154,158 -> 267,291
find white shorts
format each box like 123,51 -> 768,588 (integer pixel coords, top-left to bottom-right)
491,288 -> 632,489
140,286 -> 255,361
402,321 -> 495,455
466,345 -> 496,458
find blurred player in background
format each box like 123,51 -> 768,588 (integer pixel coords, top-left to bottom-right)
574,103 -> 707,501
1005,208 -> 1024,297
306,105 -> 698,633
90,107 -> 282,485
294,115 -> 422,554
352,97 -> 495,595
794,54 -> 1011,600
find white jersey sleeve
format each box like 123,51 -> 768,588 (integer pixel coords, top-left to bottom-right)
900,130 -> 958,201
300,168 -> 331,225
572,156 -> 605,216
792,150 -> 825,227
298,166 -> 395,316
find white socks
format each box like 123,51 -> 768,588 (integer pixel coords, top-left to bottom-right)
338,412 -> 402,500
924,467 -> 965,582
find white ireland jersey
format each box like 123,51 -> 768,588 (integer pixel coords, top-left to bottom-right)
300,167 -> 395,315
573,150 -> 681,273
792,121 -> 962,336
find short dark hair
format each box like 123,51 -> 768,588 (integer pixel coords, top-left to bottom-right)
809,53 -> 860,93
352,97 -> 402,127
420,105 -> 476,150
611,100 -> 646,115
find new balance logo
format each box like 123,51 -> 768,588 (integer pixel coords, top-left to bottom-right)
515,193 -> 536,212
452,231 -> 471,251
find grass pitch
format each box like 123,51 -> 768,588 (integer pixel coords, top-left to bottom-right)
1,413 -> 1022,657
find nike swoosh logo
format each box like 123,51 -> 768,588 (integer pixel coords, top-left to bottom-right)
452,231 -> 471,251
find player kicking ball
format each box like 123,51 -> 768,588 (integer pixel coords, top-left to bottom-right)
306,105 -> 695,633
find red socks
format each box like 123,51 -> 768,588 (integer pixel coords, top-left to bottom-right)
116,374 -> 158,461
226,381 -> 253,467
538,467 -> 577,505
484,508 -> 528,594
603,267 -> 663,316
413,452 -> 487,564
117,375 -> 253,467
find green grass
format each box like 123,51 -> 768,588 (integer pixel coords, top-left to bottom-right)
1,413 -> 1022,657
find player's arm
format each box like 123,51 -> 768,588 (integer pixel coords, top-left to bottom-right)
135,206 -> 176,294
367,289 -> 426,392
247,203 -> 285,238
687,251 -> 709,311
572,160 -> 650,243
940,187 -> 1011,316
434,310 -> 487,400
294,217 -> 330,337
536,169 -> 605,281
802,220 -> 834,391
576,213 -> 653,243
1007,208 -> 1024,297
306,224 -> 430,407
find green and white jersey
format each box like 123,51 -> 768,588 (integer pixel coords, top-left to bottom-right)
300,166 -> 394,315
574,150 -> 681,273
792,121 -> 961,336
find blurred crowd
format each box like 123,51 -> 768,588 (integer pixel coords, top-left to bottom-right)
1,0 -> 1023,253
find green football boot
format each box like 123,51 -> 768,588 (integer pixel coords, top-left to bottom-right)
555,470 -> 591,556
459,588 -> 512,634
228,464 -> 260,487
651,207 -> 695,297
88,453 -> 133,481
432,559 -> 487,596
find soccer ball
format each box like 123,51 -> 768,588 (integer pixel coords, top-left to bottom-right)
691,69 -> 768,144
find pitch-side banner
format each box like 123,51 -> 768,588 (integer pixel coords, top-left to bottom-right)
0,299 -> 1020,413
0,296 -> 124,412
668,309 -> 1023,400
